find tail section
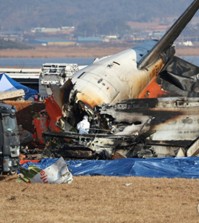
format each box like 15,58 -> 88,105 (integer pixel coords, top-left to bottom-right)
138,0 -> 199,69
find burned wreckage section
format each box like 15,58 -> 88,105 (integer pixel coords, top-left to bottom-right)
44,95 -> 199,159
43,53 -> 199,159
43,0 -> 199,159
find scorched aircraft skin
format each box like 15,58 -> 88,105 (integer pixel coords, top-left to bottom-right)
44,97 -> 199,158
44,0 -> 199,159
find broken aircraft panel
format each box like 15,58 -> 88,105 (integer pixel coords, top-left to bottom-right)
44,97 -> 199,158
99,97 -> 199,141
160,55 -> 199,89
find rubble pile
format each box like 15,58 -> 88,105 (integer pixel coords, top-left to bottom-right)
1,0 -> 199,182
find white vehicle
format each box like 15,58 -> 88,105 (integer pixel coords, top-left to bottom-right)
39,63 -> 79,98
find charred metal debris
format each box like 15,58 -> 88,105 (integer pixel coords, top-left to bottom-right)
20,0 -> 199,160
43,96 -> 199,159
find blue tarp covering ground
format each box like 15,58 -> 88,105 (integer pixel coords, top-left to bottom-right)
0,73 -> 38,100
21,157 -> 199,179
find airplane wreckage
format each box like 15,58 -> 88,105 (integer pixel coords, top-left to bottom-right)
41,0 -> 199,159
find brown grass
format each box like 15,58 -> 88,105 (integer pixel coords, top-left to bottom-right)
0,45 -> 198,59
0,175 -> 199,223
0,46 -> 125,58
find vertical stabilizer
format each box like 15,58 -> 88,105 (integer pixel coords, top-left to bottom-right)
138,0 -> 199,69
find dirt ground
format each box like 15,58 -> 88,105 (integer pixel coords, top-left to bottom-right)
0,175 -> 199,223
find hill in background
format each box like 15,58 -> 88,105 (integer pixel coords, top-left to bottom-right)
1,0 -> 199,49
0,0 -> 198,35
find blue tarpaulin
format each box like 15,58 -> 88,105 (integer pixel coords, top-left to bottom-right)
0,73 -> 38,100
21,157 -> 199,179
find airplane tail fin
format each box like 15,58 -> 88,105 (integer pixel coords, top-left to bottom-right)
138,0 -> 199,69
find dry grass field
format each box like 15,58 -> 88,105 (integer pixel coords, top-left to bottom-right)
0,45 -> 198,59
0,46 -> 125,58
0,175 -> 199,223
